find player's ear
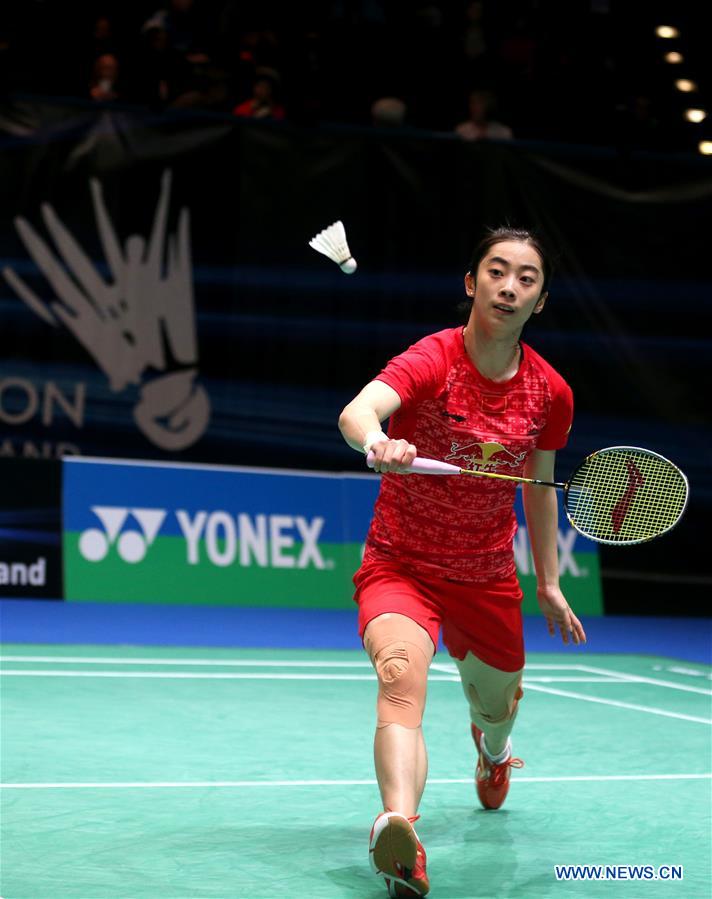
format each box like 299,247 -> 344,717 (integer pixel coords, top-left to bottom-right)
464,272 -> 475,297
533,291 -> 548,314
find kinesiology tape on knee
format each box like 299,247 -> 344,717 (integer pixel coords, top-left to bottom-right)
466,680 -> 523,725
373,640 -> 429,729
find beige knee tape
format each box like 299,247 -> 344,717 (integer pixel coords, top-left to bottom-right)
455,652 -> 524,725
364,615 -> 433,729
466,679 -> 523,725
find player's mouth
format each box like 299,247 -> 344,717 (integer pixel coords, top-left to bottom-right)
493,303 -> 515,315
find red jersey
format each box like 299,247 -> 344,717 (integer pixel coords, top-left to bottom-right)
364,327 -> 573,583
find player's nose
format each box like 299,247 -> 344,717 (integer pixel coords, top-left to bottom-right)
498,284 -> 516,300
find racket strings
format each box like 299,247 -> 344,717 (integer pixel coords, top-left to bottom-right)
566,448 -> 688,544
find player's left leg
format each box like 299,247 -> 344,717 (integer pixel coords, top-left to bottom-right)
454,652 -> 524,810
439,569 -> 525,810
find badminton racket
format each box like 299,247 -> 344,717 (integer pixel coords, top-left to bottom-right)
366,445 -> 688,546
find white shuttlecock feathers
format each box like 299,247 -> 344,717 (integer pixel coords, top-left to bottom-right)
308,220 -> 357,274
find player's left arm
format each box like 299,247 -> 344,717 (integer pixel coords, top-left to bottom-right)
522,449 -> 587,645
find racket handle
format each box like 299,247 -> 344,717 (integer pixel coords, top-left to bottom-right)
366,451 -> 460,475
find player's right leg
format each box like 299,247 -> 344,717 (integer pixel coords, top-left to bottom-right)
355,560 -> 439,897
364,612 -> 433,896
369,811 -> 429,897
364,613 -> 434,816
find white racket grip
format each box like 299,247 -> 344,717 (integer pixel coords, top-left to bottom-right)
365,451 -> 461,475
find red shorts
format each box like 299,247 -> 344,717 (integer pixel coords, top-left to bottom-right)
353,558 -> 525,672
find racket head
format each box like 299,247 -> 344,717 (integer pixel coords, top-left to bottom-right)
563,446 -> 689,545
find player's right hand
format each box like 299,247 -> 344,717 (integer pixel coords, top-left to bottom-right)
370,438 -> 418,474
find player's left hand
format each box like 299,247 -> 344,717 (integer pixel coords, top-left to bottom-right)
536,584 -> 587,645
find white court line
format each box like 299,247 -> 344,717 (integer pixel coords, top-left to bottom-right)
433,660 -> 712,695
3,662 -> 708,721
1,774 -> 710,790
525,683 -> 712,725
574,664 -> 712,697
430,662 -> 460,675
432,662 -> 583,674
434,661 -> 704,687
521,677 -> 638,683
0,670 -> 668,686
2,656 -> 709,692
0,670 -> 379,681
0,656 -> 375,668
661,666 -> 712,680
0,656 -> 589,670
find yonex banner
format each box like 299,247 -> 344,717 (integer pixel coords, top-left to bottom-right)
62,458 -> 361,608
62,457 -> 602,613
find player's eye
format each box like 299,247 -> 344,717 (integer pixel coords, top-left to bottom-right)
489,268 -> 502,276
521,276 -> 534,284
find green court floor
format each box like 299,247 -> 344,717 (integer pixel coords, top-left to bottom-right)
1,645 -> 710,899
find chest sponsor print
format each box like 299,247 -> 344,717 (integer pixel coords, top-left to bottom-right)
445,440 -> 528,472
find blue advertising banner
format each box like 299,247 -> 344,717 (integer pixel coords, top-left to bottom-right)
62,457 -> 602,613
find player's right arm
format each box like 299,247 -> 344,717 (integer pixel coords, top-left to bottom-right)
338,380 -> 417,473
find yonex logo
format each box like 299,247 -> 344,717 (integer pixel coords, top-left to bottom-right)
77,507 -> 330,570
514,527 -> 585,577
79,506 -> 166,564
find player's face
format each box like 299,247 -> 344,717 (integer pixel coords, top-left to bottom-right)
464,240 -> 547,332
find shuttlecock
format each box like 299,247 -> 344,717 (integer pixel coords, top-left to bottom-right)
308,220 -> 357,274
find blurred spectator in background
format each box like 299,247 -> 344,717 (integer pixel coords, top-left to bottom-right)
170,50 -> 229,109
463,1 -> 487,63
233,67 -> 285,120
226,29 -> 282,111
90,15 -> 117,59
460,0 -> 493,91
129,20 -> 187,107
89,54 -> 120,102
455,88 -> 513,140
142,0 -> 207,56
0,0 -> 691,150
371,96 -> 407,127
136,0 -> 225,109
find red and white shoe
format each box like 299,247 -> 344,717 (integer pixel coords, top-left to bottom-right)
471,724 -> 524,810
369,811 -> 430,897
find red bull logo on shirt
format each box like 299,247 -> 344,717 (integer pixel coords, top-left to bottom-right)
445,441 -> 527,472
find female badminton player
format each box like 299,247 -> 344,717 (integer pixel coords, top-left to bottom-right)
338,227 -> 587,898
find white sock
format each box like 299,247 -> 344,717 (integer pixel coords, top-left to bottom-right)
481,735 -> 511,764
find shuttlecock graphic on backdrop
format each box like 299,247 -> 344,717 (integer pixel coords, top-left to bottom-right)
308,220 -> 357,274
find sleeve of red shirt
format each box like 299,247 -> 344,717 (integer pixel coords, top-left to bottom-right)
373,333 -> 448,408
536,377 -> 574,450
